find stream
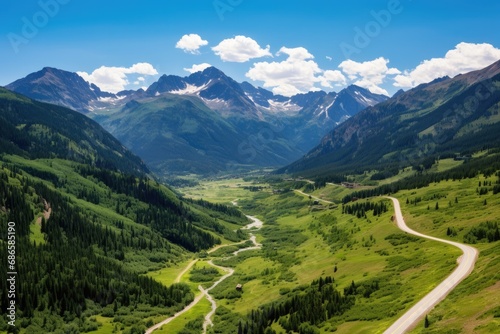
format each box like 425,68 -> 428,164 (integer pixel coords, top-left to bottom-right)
201,215 -> 263,333
145,214 -> 263,334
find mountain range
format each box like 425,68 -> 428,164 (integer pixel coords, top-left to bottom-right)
6,67 -> 388,176
281,59 -> 500,178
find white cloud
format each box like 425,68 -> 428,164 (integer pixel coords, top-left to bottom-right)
133,77 -> 145,85
279,46 -> 314,61
338,57 -> 400,95
246,47 -> 320,96
175,34 -> 209,54
212,35 -> 272,62
246,46 -> 347,96
394,42 -> 500,88
320,70 -> 347,88
77,62 -> 158,93
183,63 -> 212,74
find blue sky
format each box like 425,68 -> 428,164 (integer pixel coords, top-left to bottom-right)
1,0 -> 500,96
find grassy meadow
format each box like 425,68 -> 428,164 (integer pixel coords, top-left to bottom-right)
172,169 -> 500,333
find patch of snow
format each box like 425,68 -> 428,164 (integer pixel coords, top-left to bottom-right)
97,95 -> 126,103
316,97 -> 336,119
355,94 -> 377,106
201,97 -> 230,111
245,93 -> 256,104
265,99 -> 301,114
336,114 -> 351,126
170,80 -> 211,95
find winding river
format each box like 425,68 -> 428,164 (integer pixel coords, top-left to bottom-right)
145,214 -> 263,334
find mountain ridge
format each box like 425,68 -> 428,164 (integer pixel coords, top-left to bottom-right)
6,66 -> 389,176
280,59 -> 500,177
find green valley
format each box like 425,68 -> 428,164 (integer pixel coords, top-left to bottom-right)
0,89 -> 249,333
1,46 -> 500,334
173,160 -> 497,333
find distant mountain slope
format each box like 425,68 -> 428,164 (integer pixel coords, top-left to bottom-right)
281,60 -> 500,176
100,94 -> 302,175
5,67 -> 116,113
0,87 -> 149,175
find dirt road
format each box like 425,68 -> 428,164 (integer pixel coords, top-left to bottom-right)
294,189 -> 335,204
384,196 -> 478,334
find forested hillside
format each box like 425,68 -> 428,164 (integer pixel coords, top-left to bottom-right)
0,90 -> 249,333
281,60 -> 500,178
0,88 -> 148,176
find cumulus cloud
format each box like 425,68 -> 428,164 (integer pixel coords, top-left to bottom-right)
338,57 -> 400,95
320,70 -> 347,88
212,35 -> 272,62
77,63 -> 158,93
175,34 -> 209,54
246,47 -> 347,96
246,47 -> 320,96
183,63 -> 212,74
394,42 -> 500,88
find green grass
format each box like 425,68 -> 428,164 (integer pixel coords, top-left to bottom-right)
179,178 -> 261,204
154,297 -> 211,334
393,175 -> 500,333
145,258 -> 197,287
129,173 -> 500,333
86,315 -> 115,334
183,175 -> 500,334
29,218 -> 46,245
433,158 -> 464,173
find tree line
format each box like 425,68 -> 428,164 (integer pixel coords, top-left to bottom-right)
236,276 -> 380,334
342,200 -> 388,218
238,277 -> 353,334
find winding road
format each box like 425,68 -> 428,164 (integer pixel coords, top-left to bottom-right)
145,215 -> 263,334
384,197 -> 479,334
